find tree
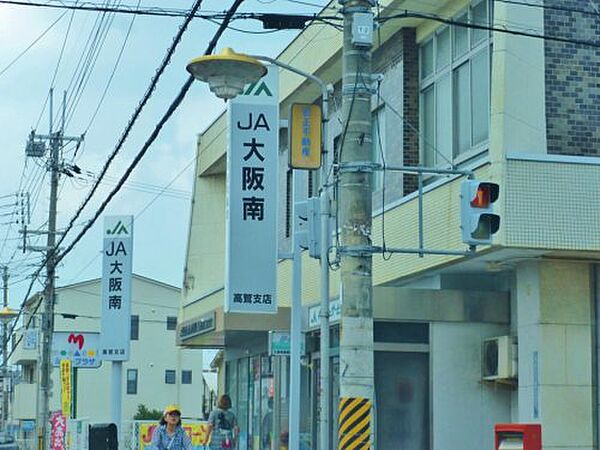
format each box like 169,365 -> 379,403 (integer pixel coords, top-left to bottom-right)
133,404 -> 163,420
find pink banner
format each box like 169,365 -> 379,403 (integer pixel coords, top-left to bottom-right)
50,412 -> 67,450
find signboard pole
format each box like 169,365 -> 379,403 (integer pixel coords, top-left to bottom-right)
111,362 -> 122,431
100,215 -> 133,439
289,171 -> 304,450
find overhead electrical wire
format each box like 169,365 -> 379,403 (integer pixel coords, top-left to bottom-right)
56,0 -> 218,247
379,10 -> 600,48
83,0 -> 141,133
3,0 -> 247,355
493,0 -> 600,16
0,11 -> 68,78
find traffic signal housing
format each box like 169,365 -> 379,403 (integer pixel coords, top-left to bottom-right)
460,180 -> 500,246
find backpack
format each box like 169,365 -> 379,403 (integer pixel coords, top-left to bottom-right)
217,412 -> 232,431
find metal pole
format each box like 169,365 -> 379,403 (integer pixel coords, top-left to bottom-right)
111,362 -> 122,432
272,356 -> 281,450
2,266 -> 8,431
319,96 -> 331,450
289,171 -> 304,450
338,1 -> 375,449
38,88 -> 60,450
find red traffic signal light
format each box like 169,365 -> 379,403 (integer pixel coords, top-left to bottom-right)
460,181 -> 500,246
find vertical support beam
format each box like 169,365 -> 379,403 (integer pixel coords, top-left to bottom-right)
289,171 -> 304,450
319,95 -> 332,450
338,1 -> 375,449
2,266 -> 9,431
38,88 -> 60,450
111,362 -> 122,433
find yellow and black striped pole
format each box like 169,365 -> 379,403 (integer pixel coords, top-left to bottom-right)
338,397 -> 372,449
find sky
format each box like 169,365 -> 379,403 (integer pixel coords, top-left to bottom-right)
0,0 -> 335,316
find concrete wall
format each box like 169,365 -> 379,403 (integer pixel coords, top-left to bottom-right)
431,322 -> 511,450
515,261 -> 595,449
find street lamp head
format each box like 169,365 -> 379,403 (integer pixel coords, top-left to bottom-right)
0,307 -> 17,324
186,48 -> 267,100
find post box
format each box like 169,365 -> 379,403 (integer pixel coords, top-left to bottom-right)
495,423 -> 541,450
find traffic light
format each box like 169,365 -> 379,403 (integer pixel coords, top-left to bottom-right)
460,180 -> 500,246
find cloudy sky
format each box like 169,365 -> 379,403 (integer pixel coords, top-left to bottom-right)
0,0 -> 333,312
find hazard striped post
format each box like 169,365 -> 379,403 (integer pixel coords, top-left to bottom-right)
337,0 -> 376,449
338,398 -> 372,449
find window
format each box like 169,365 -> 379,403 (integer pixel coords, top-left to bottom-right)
166,316 -> 177,331
165,370 -> 176,384
371,106 -> 386,192
130,315 -> 139,341
181,370 -> 192,384
127,369 -> 138,394
420,0 -> 491,166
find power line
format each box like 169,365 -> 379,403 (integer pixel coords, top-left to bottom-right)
2,0 -> 247,352
493,0 -> 600,17
55,0 -> 213,249
0,11 -> 68,78
83,0 -> 141,133
380,10 -> 600,48
55,0 -> 248,267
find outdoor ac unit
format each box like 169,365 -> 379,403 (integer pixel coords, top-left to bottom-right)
482,335 -> 517,381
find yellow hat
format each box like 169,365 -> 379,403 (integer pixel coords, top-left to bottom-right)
164,405 -> 181,415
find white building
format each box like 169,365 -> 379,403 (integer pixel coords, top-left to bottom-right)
9,274 -> 207,447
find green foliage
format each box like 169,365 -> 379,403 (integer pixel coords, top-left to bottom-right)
133,404 -> 163,420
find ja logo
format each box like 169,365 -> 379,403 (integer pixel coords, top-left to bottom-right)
244,80 -> 273,97
107,220 -> 129,236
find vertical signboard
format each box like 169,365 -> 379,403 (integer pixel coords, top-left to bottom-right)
50,412 -> 67,450
60,359 -> 72,418
225,66 -> 279,313
100,215 -> 133,360
289,103 -> 321,169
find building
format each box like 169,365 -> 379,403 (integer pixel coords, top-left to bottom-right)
10,274 -> 205,448
178,0 -> 600,449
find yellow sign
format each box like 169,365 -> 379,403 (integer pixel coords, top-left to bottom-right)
60,359 -> 72,418
138,422 -> 210,450
289,103 -> 321,169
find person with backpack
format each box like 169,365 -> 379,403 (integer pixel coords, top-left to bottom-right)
205,394 -> 238,449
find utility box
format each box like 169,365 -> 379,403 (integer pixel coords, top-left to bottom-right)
495,424 -> 541,450
89,423 -> 118,450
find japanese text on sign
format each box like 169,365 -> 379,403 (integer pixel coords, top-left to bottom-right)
225,67 -> 279,314
100,215 -> 133,360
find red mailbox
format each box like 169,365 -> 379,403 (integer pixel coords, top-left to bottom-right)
495,424 -> 541,450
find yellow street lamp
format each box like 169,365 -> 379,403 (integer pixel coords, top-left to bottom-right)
186,48 -> 267,100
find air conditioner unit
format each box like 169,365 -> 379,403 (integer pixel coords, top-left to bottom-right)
482,335 -> 517,381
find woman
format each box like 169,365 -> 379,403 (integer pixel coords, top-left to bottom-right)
151,405 -> 192,450
206,395 -> 238,449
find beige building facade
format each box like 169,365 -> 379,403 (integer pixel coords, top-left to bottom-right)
179,0 -> 600,449
10,275 -> 206,447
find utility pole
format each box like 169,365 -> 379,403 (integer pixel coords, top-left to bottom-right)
2,266 -> 8,431
38,89 -> 59,450
337,1 -> 376,449
26,89 -> 82,450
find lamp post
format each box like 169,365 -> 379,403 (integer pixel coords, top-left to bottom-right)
0,300 -> 18,433
187,48 -> 333,450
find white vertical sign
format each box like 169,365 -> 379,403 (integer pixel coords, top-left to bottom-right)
100,215 -> 133,360
225,66 -> 279,313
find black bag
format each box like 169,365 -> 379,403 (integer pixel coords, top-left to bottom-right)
218,412 -> 232,431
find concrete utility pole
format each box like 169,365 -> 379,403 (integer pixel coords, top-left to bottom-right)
37,88 -> 61,450
337,1 -> 376,449
2,266 -> 8,431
